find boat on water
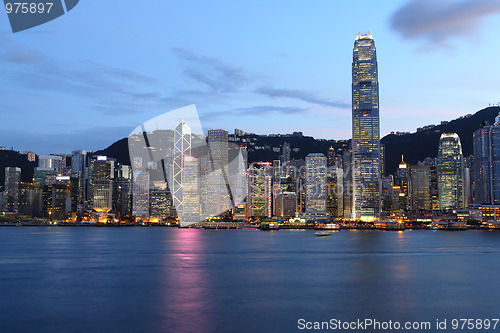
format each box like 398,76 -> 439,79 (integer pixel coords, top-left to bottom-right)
315,232 -> 331,237
374,221 -> 405,231
430,221 -> 467,230
259,221 -> 279,231
315,223 -> 341,230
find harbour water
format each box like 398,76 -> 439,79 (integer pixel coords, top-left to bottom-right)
1,227 -> 499,332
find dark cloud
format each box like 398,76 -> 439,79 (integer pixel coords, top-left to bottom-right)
202,105 -> 309,121
173,48 -> 250,93
390,0 -> 500,47
255,87 -> 349,109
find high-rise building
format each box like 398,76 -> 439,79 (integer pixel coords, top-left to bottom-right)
89,156 -> 114,213
327,166 -> 343,218
181,156 -> 200,226
116,165 -> 132,219
38,155 -> 64,172
305,153 -> 327,214
150,189 -> 174,220
71,150 -> 87,178
341,149 -> 352,219
327,147 -> 335,167
172,120 -> 191,217
351,32 -> 381,221
437,133 -> 466,210
132,171 -> 150,218
473,112 -> 500,205
282,142 -> 291,166
4,167 -> 21,213
247,163 -> 272,218
275,191 -> 297,218
395,157 -> 411,212
207,129 -> 230,217
411,166 -> 431,212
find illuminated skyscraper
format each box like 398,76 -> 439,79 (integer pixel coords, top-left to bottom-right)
473,112 -> 500,205
247,163 -> 272,218
181,156 -> 200,226
4,167 -> 21,213
437,133 -> 466,210
305,153 -> 327,214
351,32 -> 381,221
172,120 -> 192,216
132,170 -> 150,218
207,129 -> 230,217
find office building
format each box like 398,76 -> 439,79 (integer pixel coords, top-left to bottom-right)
351,32 -> 381,221
437,133 -> 466,210
305,153 -> 327,214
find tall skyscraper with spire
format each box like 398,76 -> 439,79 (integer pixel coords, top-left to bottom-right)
351,32 -> 381,221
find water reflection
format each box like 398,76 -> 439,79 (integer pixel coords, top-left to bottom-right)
162,229 -> 213,332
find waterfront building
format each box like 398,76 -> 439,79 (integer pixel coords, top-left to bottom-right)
275,191 -> 297,218
116,165 -> 132,219
395,157 -> 411,212
132,170 -> 150,219
342,150 -> 352,218
4,167 -> 21,213
473,112 -> 500,205
351,32 -> 381,221
181,156 -> 200,226
172,120 -> 191,217
149,189 -> 174,221
89,156 -> 114,213
327,166 -> 343,218
411,165 -> 431,211
247,162 -> 272,218
305,153 -> 327,214
18,182 -> 43,217
207,129 -> 230,217
437,133 -> 466,210
51,181 -> 72,221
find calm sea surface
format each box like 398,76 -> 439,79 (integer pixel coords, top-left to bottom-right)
1,227 -> 499,333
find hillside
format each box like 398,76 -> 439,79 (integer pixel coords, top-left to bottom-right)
2,106 -> 499,183
382,106 -> 500,175
0,151 -> 37,188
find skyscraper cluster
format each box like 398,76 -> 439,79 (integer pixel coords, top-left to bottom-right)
2,33 -> 500,224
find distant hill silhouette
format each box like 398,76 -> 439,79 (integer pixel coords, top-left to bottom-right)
3,106 -> 499,184
95,106 -> 500,177
0,151 -> 37,188
381,106 -> 500,175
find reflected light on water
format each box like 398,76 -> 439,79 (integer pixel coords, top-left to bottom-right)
162,230 -> 213,332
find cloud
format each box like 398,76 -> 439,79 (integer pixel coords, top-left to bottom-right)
0,33 -> 47,64
390,0 -> 500,47
202,105 -> 309,121
255,87 -> 349,109
0,35 -> 163,116
173,48 -> 250,93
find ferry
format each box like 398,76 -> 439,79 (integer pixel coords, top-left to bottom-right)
430,221 -> 467,230
315,231 -> 331,237
485,221 -> 500,229
315,223 -> 341,231
259,220 -> 279,231
374,221 -> 405,231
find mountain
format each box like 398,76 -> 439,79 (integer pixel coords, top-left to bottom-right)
95,106 -> 499,176
0,150 -> 37,188
2,106 -> 499,184
381,106 -> 500,175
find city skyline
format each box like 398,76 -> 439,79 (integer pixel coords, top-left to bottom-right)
1,1 -> 500,154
